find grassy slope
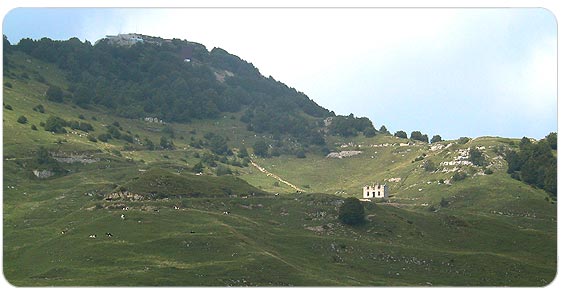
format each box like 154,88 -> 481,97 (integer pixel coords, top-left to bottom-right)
2,52 -> 557,286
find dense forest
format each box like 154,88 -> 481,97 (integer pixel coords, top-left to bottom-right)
4,35 -> 360,149
505,133 -> 557,199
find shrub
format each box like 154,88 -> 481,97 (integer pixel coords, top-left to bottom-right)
31,124 -> 38,130
452,171 -> 467,182
44,116 -> 67,133
296,149 -> 306,158
4,82 -> 13,88
458,137 -> 470,144
78,114 -> 85,120
33,104 -> 45,113
431,135 -> 442,143
216,165 -> 232,176
87,135 -> 98,142
338,197 -> 365,225
17,115 -> 28,124
46,85 -> 64,102
394,130 -> 408,139
484,168 -> 493,175
440,197 -> 450,208
97,133 -> 111,142
4,104 -> 13,110
423,160 -> 436,172
469,148 -> 487,166
253,140 -> 269,157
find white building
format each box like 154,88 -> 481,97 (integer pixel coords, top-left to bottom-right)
363,184 -> 388,199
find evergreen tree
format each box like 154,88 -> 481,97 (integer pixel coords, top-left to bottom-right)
338,197 -> 365,225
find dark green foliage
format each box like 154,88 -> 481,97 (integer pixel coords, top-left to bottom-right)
469,148 -> 487,166
46,85 -> 63,102
329,114 -> 375,137
410,131 -> 429,143
363,127 -> 376,138
44,116 -> 67,133
430,135 -> 442,144
192,161 -> 204,173
144,138 -> 155,150
423,160 -> 436,172
160,136 -> 175,150
30,124 -> 38,130
253,140 -> 269,157
97,133 -> 111,142
458,137 -> 470,144
238,146 -> 249,158
87,135 -> 97,142
295,149 -> 306,159
546,132 -> 557,150
32,104 -> 45,113
338,197 -> 365,225
121,134 -> 134,143
4,104 -> 13,110
506,136 -> 557,198
17,115 -> 28,124
35,146 -> 54,165
394,130 -> 407,139
378,125 -> 390,135
4,82 -> 13,88
440,197 -> 450,208
452,171 -> 467,182
484,168 -> 493,175
78,114 -> 85,120
106,125 -> 121,139
216,165 -> 232,176
204,132 -> 229,155
12,37 -> 330,133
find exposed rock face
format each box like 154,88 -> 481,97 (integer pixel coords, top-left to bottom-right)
105,191 -> 145,201
326,150 -> 362,159
32,169 -> 54,179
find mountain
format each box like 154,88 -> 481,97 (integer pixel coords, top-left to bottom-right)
2,34 -> 556,286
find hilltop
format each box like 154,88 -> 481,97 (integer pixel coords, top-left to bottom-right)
2,34 -> 557,286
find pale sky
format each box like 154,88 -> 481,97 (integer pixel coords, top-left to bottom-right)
2,6 -> 558,140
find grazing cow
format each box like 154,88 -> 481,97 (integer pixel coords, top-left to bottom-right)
173,206 -> 180,210
89,234 -> 97,239
105,233 -> 113,237
222,211 -> 230,215
120,214 -> 125,220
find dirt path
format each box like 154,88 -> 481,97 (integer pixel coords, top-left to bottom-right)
250,160 -> 305,193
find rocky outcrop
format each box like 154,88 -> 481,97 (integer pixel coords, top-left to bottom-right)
326,150 -> 362,159
32,169 -> 54,179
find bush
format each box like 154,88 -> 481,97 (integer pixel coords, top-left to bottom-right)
46,85 -> 64,102
17,115 -> 28,124
4,104 -> 13,110
44,116 -> 67,133
458,137 -> 470,144
31,124 -> 38,130
394,130 -> 408,139
33,104 -> 45,113
87,135 -> 98,142
452,171 -> 467,182
296,149 -> 306,158
431,135 -> 442,143
469,148 -> 487,166
216,165 -> 232,176
423,160 -> 436,172
440,197 -> 450,208
338,197 -> 365,225
484,168 -> 493,175
253,140 -> 269,157
97,133 -> 111,142
4,82 -> 13,88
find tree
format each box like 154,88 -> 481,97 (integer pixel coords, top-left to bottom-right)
46,85 -> 64,102
238,146 -> 249,158
44,115 -> 67,133
410,131 -> 429,143
17,115 -> 28,124
253,140 -> 269,157
363,127 -> 376,138
379,125 -> 390,135
546,132 -> 557,150
394,130 -> 407,139
160,136 -> 175,150
338,197 -> 365,225
469,148 -> 487,166
192,161 -> 204,173
430,135 -> 442,144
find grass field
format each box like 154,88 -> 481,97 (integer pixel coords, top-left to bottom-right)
2,51 -> 557,286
